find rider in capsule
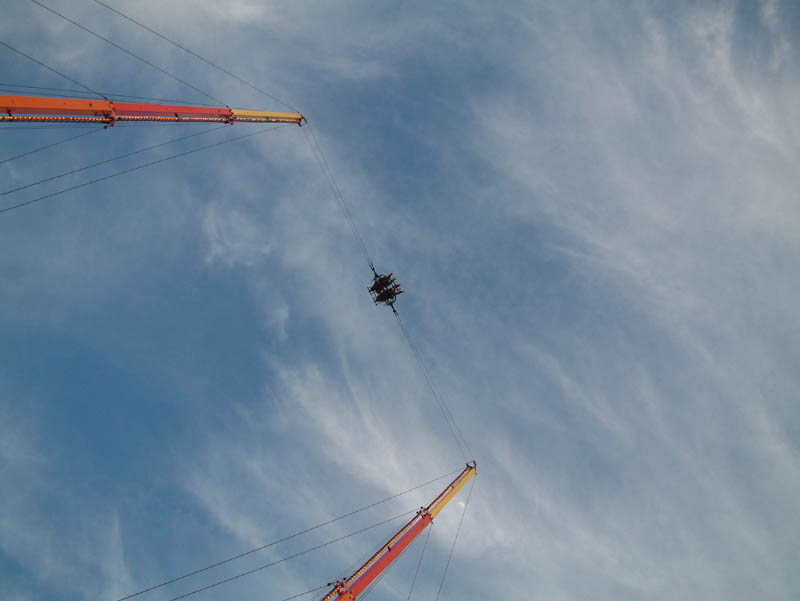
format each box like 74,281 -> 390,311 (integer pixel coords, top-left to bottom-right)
369,273 -> 395,294
369,265 -> 403,309
374,285 -> 403,305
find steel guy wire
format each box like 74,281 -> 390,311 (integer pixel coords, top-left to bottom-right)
0,127 -> 105,165
434,475 -> 476,601
116,470 -> 460,601
406,521 -> 432,601
0,124 -> 99,130
279,584 -> 331,601
91,0 -> 300,113
28,0 -> 227,106
1,124 -> 229,197
359,519 -> 428,601
0,39 -> 103,96
0,124 -> 291,215
0,83 -> 220,106
165,510 -> 417,601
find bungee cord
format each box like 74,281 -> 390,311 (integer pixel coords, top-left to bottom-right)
393,310 -> 473,463
299,118 -> 472,464
302,122 -> 375,271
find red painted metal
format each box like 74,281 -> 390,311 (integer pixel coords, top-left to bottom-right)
341,513 -> 432,600
113,101 -> 232,119
1,94 -> 233,124
320,463 -> 476,601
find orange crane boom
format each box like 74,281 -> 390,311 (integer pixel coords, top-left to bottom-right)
0,93 -> 303,125
321,462 -> 476,601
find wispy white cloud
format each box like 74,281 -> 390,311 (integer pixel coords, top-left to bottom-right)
0,394 -> 134,600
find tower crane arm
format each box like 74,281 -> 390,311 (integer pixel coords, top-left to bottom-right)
321,462 -> 476,601
0,93 -> 303,125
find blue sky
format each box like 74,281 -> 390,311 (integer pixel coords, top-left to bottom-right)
2,1 -> 799,600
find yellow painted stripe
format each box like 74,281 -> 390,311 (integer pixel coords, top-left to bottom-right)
231,108 -> 303,121
429,465 -> 476,519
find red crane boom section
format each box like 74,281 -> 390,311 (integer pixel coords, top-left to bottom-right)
0,93 -> 303,125
321,462 -> 476,601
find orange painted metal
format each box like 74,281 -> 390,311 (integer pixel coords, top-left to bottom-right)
0,94 -> 116,116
